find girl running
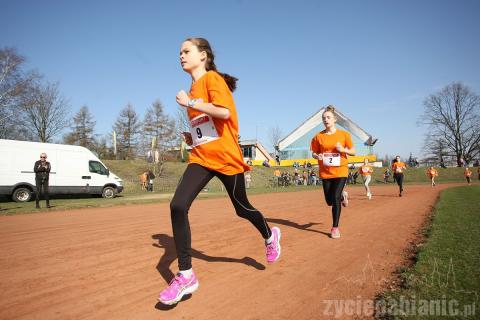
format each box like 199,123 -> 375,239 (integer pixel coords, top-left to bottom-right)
465,167 -> 472,185
392,155 -> 407,196
310,106 -> 356,239
426,166 -> 438,187
359,158 -> 373,199
158,38 -> 281,305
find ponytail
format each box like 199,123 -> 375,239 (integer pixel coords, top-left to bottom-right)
185,37 -> 238,92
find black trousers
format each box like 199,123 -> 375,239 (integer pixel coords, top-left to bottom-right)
170,164 -> 272,271
322,177 -> 348,228
35,177 -> 50,205
394,173 -> 404,193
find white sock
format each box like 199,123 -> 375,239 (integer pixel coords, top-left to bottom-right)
266,233 -> 274,245
179,268 -> 193,278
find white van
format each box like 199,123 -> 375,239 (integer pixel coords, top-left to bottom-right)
0,139 -> 123,202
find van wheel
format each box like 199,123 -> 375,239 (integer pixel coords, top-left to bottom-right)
13,187 -> 32,202
102,186 -> 116,199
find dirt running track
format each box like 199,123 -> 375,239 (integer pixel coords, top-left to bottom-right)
0,184 -> 451,319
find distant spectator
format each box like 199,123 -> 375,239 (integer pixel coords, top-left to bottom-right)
352,171 -> 359,184
302,170 -> 308,185
383,168 -> 391,183
281,171 -> 291,186
147,170 -> 155,192
309,170 -> 317,186
274,168 -> 281,186
244,172 -> 252,189
275,155 -> 280,166
347,171 -> 354,184
477,166 -> 480,180
34,152 -> 51,209
246,159 -> 253,166
459,156 -> 465,167
262,159 -> 271,168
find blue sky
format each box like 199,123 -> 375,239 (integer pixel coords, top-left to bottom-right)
2,0 -> 479,159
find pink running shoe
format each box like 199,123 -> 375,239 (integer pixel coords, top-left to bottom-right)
158,272 -> 199,305
331,227 -> 341,239
266,226 -> 281,263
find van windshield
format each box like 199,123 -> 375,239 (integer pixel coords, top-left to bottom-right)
89,161 -> 108,175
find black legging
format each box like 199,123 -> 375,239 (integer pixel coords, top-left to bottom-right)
394,173 -> 404,193
35,177 -> 50,205
322,177 -> 347,228
169,163 -> 272,271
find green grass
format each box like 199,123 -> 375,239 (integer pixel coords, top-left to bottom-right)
376,185 -> 480,319
1,159 -> 477,215
104,160 -> 474,194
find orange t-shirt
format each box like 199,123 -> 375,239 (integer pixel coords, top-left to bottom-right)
427,168 -> 438,177
465,168 -> 472,177
392,162 -> 406,174
359,164 -> 373,176
310,129 -> 353,179
187,71 -> 250,175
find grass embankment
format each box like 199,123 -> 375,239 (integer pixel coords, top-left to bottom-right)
376,185 -> 480,319
0,160 -> 476,215
105,160 -> 474,193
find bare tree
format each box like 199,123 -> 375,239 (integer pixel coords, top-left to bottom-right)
113,103 -> 141,159
141,100 -> 176,174
419,82 -> 480,166
422,135 -> 453,165
91,135 -> 114,160
176,106 -> 190,134
64,105 -> 96,148
268,125 -> 283,155
19,80 -> 70,142
143,100 -> 176,151
0,47 -> 38,139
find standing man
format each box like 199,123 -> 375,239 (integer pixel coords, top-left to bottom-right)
34,153 -> 51,208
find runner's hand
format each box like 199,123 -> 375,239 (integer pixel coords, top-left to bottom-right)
176,90 -> 190,107
336,142 -> 344,153
312,153 -> 322,160
181,132 -> 193,146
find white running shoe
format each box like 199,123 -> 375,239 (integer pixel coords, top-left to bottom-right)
341,191 -> 349,207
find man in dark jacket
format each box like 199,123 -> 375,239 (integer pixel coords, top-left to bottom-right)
34,153 -> 51,208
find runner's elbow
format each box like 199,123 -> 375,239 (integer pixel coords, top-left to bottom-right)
218,109 -> 230,119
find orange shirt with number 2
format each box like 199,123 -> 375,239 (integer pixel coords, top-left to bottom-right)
310,129 -> 353,179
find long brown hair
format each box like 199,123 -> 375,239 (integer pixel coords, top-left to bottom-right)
185,37 -> 238,92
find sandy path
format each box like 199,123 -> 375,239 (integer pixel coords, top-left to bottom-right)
0,184 -> 449,319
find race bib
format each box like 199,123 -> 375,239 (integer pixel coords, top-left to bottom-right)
190,113 -> 220,147
362,167 -> 370,173
322,153 -> 340,167
396,167 -> 403,173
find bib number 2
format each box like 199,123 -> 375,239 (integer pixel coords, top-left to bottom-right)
322,153 -> 341,167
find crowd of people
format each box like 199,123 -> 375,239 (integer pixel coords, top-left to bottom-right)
273,167 -> 319,187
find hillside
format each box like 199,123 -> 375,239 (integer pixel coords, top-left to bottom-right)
103,160 -> 474,194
